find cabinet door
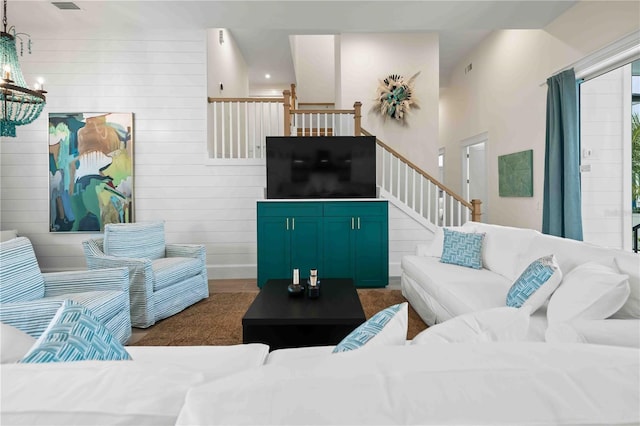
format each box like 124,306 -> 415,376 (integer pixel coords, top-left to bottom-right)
322,216 -> 354,280
289,216 -> 323,281
354,215 -> 388,287
257,217 -> 290,288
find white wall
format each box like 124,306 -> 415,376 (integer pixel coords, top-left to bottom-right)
338,33 -> 440,175
207,28 -> 249,98
580,65 -> 629,249
0,28 -> 263,279
439,1 -> 640,231
291,35 -> 335,104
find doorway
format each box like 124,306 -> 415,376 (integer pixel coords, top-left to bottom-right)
461,133 -> 488,223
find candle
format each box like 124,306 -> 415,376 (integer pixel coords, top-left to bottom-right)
3,65 -> 10,81
293,268 -> 299,285
310,269 -> 317,287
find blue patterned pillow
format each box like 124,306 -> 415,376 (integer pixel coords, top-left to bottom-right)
333,303 -> 408,353
20,300 -> 131,363
506,254 -> 563,313
440,228 -> 485,269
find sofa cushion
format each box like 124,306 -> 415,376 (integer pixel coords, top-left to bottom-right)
411,306 -> 531,344
506,254 -> 562,313
333,303 -> 408,353
402,255 -> 511,317
47,290 -> 128,325
470,222 -> 539,281
440,228 -> 485,269
545,319 -> 640,348
0,237 -> 45,303
423,225 -> 472,257
103,221 -> 166,261
152,257 -> 204,291
547,261 -> 630,323
21,300 -> 131,363
1,322 -> 36,364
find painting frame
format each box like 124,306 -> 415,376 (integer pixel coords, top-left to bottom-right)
48,112 -> 134,233
498,149 -> 533,197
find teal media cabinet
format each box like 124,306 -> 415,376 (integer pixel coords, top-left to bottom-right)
257,200 -> 388,288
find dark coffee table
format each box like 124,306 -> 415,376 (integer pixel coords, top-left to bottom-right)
242,278 -> 366,350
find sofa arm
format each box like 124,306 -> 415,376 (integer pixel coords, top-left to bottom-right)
166,244 -> 206,262
545,319 -> 640,348
43,267 -> 130,297
0,299 -> 65,338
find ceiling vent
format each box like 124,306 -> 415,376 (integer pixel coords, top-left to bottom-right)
52,2 -> 81,10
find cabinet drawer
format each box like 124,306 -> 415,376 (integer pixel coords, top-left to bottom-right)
323,201 -> 388,217
257,202 -> 323,217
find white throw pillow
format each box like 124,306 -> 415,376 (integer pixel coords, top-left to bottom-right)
333,303 -> 408,352
1,322 -> 36,364
547,261 -> 630,324
424,225 -> 474,258
411,306 -> 531,344
506,254 -> 562,313
611,256 -> 640,319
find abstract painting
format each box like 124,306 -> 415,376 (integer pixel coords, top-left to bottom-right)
49,113 -> 134,232
498,149 -> 533,197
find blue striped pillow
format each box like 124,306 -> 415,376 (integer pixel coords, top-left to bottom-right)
103,221 -> 166,260
333,303 -> 408,353
20,300 -> 131,363
440,228 -> 485,269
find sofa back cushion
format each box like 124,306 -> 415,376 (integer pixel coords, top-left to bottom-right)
521,233 -> 640,319
103,222 -> 166,260
0,237 -> 45,303
469,222 -> 538,280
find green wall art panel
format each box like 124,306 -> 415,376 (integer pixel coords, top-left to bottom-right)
498,149 -> 533,197
48,113 -> 134,232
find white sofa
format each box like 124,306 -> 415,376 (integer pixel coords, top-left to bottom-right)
2,307 -> 639,425
401,221 -> 640,342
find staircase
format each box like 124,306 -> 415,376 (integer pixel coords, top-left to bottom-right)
207,85 -> 481,232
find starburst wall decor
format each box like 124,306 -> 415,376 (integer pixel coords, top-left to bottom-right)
375,72 -> 420,121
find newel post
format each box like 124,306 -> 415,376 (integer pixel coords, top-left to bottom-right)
290,83 -> 297,110
353,101 -> 362,136
283,90 -> 291,136
471,199 -> 482,222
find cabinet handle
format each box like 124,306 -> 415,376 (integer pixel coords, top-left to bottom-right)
286,218 -> 289,230
292,217 -> 295,230
357,217 -> 361,230
351,217 -> 354,230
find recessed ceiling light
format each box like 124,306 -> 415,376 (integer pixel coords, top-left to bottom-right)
265,74 -> 271,79
52,2 -> 81,10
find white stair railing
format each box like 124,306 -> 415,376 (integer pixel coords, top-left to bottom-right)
207,97 -> 284,159
363,128 -> 481,227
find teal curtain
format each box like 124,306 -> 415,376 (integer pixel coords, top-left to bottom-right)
542,68 -> 583,240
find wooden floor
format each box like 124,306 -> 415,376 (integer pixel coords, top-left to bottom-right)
210,278 -> 259,293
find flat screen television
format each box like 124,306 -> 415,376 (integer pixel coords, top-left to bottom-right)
266,136 -> 377,199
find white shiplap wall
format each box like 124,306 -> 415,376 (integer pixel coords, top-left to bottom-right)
0,28 -> 433,282
580,65 -> 629,249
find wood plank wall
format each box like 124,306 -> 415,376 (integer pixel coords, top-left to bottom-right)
0,29 -> 432,281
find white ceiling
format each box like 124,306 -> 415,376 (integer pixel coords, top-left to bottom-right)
7,0 -> 578,88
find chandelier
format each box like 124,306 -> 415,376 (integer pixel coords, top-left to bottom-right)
0,0 -> 46,137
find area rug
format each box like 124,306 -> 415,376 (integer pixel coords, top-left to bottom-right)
130,290 -> 428,346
